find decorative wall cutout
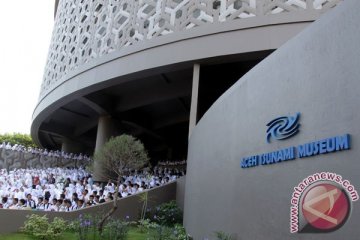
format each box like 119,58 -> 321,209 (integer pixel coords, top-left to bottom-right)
40,0 -> 340,98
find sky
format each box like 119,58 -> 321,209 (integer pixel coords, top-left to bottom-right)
0,0 -> 55,134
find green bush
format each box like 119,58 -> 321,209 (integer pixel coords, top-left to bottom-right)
103,219 -> 130,240
173,224 -> 191,240
148,224 -> 173,240
138,218 -> 158,233
148,224 -> 191,240
153,201 -> 183,227
48,217 -> 67,236
70,214 -> 132,240
22,214 -> 67,240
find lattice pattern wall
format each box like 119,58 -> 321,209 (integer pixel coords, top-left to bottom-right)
40,0 -> 340,98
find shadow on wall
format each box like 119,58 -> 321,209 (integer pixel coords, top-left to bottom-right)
0,181 -> 177,234
0,149 -> 89,170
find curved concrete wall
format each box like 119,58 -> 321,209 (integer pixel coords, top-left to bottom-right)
0,181 -> 176,234
184,0 -> 360,239
32,0 -> 340,146
0,149 -> 88,170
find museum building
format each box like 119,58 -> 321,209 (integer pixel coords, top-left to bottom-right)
32,0 -> 360,239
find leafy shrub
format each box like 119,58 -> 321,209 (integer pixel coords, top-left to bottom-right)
48,217 -> 67,236
70,214 -> 131,240
173,224 -> 191,240
148,224 -> 191,240
138,218 -> 158,233
103,219 -> 130,240
148,224 -> 173,240
22,215 -> 48,238
22,214 -> 67,240
152,201 -> 183,227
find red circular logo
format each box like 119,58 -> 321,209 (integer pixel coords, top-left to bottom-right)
301,183 -> 350,231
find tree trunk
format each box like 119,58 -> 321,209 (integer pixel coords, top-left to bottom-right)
98,175 -> 121,234
141,192 -> 148,220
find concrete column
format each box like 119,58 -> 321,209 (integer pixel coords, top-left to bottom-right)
95,115 -> 114,152
188,63 -> 200,138
94,115 -> 114,181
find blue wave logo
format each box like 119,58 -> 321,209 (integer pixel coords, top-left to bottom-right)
266,113 -> 300,143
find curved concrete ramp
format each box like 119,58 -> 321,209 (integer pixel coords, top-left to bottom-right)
0,181 -> 176,234
184,0 -> 360,239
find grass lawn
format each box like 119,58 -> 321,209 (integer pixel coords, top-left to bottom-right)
0,227 -> 150,240
128,227 -> 149,240
0,232 -> 76,240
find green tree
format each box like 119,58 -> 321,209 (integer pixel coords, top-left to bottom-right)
94,134 -> 149,234
0,133 -> 37,148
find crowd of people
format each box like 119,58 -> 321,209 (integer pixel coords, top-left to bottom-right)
0,166 -> 184,212
157,159 -> 187,167
0,142 -> 91,162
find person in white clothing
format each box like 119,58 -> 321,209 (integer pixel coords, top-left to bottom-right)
39,198 -> 52,211
26,194 -> 36,209
1,197 -> 9,209
36,197 -> 44,209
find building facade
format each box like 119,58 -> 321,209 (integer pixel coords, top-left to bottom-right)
30,0 -> 358,239
32,0 -> 338,156
183,0 -> 360,239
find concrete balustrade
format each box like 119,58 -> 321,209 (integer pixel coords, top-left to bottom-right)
0,180 -> 177,234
